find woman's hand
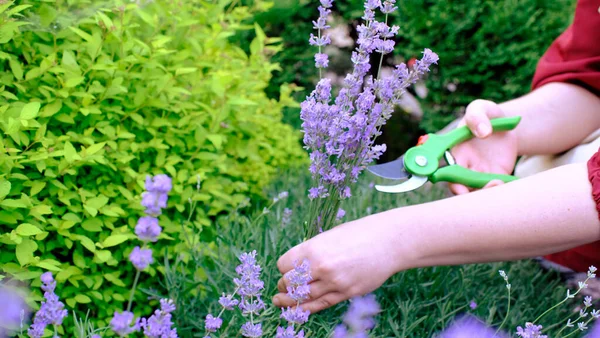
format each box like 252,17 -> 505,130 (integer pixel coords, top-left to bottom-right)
448,99 -> 519,195
272,215 -> 405,314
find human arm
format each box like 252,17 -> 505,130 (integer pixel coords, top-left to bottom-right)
273,162 -> 600,313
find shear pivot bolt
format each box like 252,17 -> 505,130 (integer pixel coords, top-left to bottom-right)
415,155 -> 428,167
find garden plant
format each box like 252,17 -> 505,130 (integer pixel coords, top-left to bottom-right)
2,0 -> 600,338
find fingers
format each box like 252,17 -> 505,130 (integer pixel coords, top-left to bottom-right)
273,281 -> 332,308
448,183 -> 470,195
462,99 -> 505,138
294,292 -> 346,314
277,246 -> 303,275
273,291 -> 346,314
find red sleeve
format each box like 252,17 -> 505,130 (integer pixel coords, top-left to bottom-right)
531,0 -> 600,95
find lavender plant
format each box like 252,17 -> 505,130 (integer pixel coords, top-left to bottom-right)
301,0 -> 439,237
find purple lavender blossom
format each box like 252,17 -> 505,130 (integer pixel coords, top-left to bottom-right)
469,301 -> 477,309
515,323 -> 547,338
439,315 -> 503,338
282,208 -> 293,227
315,53 -> 329,68
285,259 -> 313,302
205,314 -> 222,332
336,208 -> 346,220
141,298 -> 178,338
27,272 -> 68,337
241,322 -> 262,337
145,174 -> 173,193
380,0 -> 398,13
0,285 -> 28,337
281,307 -> 310,325
232,251 -> 266,318
341,294 -> 380,333
276,325 -> 305,338
141,191 -> 168,216
135,216 -> 162,242
219,293 -> 240,310
110,311 -> 141,336
129,246 -> 154,270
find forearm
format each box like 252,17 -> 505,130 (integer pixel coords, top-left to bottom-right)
375,163 -> 600,271
499,82 -> 600,155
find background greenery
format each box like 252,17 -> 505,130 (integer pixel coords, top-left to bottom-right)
249,0 -> 576,160
0,0 -> 305,330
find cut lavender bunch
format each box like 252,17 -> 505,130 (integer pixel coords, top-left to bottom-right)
302,0 -> 438,237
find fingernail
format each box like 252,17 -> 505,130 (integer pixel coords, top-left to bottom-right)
476,123 -> 491,137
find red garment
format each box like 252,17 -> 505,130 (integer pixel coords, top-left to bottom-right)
531,0 -> 600,272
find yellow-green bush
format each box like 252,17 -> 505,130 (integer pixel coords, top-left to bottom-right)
0,0 -> 305,327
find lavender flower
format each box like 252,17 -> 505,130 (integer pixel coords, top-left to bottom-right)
281,307 -> 310,325
276,326 -> 305,338
129,246 -> 154,270
141,174 -> 172,216
285,259 -> 312,302
302,0 -> 438,235
439,315 -> 503,338
0,285 -> 28,337
315,53 -> 329,68
342,294 -> 380,332
205,314 -> 222,332
515,323 -> 547,338
336,208 -> 346,220
110,311 -> 141,336
135,216 -> 162,242
27,272 -> 68,338
282,208 -> 293,227
241,322 -> 262,337
218,293 -> 239,310
141,299 -> 178,338
469,301 -> 477,310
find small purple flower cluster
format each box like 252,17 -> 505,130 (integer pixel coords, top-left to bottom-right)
204,251 -> 266,337
141,299 -> 178,338
282,208 -> 293,227
302,0 -> 438,234
277,259 -> 313,337
332,294 -> 380,337
515,323 -> 547,338
27,272 -> 68,338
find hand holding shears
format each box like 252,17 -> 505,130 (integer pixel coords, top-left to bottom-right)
368,116 -> 521,193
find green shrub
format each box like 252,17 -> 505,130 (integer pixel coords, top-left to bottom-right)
251,0 -> 575,143
0,0 -> 305,328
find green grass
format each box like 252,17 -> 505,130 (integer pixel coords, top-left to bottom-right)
158,168 -> 589,337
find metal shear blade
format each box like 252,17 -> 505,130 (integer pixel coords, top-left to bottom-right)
374,175 -> 428,193
366,156 -> 410,180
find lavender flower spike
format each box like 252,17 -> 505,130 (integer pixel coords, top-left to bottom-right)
515,322 -> 547,338
205,314 -> 222,332
241,322 -> 262,338
285,259 -> 313,302
28,272 -> 68,338
129,246 -> 154,270
135,216 -> 162,242
141,298 -> 178,338
110,311 -> 141,336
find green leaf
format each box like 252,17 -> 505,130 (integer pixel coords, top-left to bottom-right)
0,180 -> 10,199
86,195 -> 109,210
85,142 -> 106,156
69,27 -> 92,42
35,261 -> 62,271
65,76 -> 85,88
63,141 -> 78,163
77,235 -> 96,253
40,100 -> 62,117
30,204 -> 52,216
15,239 -> 37,266
30,181 -> 46,196
16,223 -> 43,236
95,250 -> 111,263
175,67 -> 197,75
0,199 -> 26,208
9,57 -> 23,80
20,102 -> 41,120
101,235 -> 128,248
75,294 -> 92,304
81,218 -> 103,232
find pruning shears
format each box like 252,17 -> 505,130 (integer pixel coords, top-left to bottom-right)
367,116 -> 521,193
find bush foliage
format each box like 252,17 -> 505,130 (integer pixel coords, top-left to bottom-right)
0,0 -> 305,327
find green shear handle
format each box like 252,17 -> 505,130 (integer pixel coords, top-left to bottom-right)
404,116 -> 521,189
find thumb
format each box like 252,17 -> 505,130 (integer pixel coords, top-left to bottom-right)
461,99 -> 505,139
